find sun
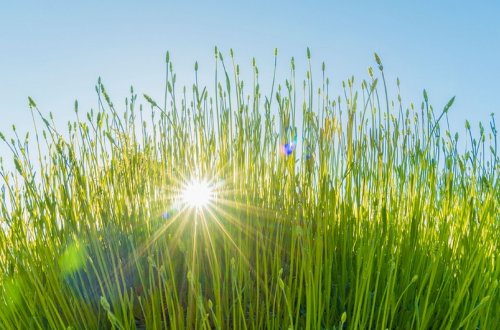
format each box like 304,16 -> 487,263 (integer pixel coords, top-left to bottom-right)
181,179 -> 213,209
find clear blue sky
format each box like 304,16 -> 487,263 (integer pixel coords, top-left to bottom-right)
1,1 -> 499,163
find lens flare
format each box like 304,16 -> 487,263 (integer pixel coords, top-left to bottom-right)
282,142 -> 296,156
280,126 -> 298,156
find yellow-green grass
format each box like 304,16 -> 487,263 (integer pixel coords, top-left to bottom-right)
0,49 -> 498,329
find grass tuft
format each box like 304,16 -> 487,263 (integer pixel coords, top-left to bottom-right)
0,50 -> 498,329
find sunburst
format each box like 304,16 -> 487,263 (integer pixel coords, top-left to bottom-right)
181,179 -> 214,210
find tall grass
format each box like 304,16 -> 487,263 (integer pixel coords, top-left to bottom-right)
0,49 -> 498,329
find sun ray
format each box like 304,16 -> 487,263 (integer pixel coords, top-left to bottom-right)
205,203 -> 272,291
209,201 -> 292,260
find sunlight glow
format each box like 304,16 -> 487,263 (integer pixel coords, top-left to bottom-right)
181,179 -> 213,209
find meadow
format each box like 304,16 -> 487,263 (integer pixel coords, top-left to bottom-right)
0,49 -> 498,329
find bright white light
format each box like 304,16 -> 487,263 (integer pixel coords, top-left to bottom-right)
181,179 -> 213,209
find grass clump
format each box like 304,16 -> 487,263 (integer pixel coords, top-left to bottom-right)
0,49 -> 498,329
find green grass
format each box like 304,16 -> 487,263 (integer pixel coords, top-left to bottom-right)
0,48 -> 498,329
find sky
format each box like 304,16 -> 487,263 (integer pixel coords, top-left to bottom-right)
1,1 -> 499,166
